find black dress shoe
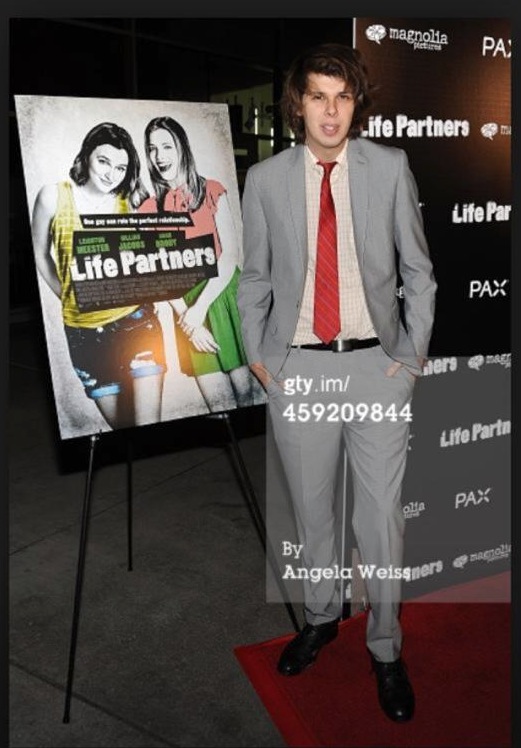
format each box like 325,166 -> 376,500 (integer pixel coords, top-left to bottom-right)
371,656 -> 415,722
277,619 -> 339,676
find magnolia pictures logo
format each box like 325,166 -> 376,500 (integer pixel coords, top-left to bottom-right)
365,24 -> 387,44
403,501 -> 426,519
468,353 -> 511,371
453,554 -> 468,569
481,122 -> 511,139
365,23 -> 448,51
468,354 -> 485,370
453,543 -> 511,568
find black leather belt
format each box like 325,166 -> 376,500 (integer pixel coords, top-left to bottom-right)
292,337 -> 380,352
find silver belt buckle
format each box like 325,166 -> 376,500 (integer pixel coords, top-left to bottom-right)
333,339 -> 353,352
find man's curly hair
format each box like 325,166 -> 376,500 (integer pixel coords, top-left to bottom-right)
280,43 -> 375,143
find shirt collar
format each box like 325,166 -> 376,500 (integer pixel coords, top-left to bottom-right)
305,140 -> 348,175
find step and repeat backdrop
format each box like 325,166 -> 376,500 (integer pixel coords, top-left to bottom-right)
266,17 -> 511,604
355,17 -> 511,356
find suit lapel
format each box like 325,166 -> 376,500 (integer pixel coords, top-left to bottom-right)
347,138 -> 369,266
286,145 -> 307,273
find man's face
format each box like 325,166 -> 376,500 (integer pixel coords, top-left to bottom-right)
298,73 -> 355,161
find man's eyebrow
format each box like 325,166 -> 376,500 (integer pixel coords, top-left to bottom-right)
305,86 -> 353,93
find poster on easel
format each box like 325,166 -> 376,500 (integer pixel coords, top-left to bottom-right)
15,95 -> 265,440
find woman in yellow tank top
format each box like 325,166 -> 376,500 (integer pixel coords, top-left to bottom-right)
31,122 -> 166,430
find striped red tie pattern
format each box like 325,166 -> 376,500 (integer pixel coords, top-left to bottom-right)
313,160 -> 340,343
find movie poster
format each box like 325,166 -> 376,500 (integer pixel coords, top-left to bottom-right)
15,95 -> 265,440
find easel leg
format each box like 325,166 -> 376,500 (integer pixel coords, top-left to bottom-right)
63,432 -> 99,723
217,412 -> 301,633
127,437 -> 133,572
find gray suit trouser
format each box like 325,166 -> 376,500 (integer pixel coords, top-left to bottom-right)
266,344 -> 415,663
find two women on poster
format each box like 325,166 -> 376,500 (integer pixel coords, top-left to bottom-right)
29,110 -> 258,432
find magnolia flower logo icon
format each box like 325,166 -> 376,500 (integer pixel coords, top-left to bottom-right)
481,122 -> 498,140
365,25 -> 387,44
468,354 -> 485,371
453,555 -> 468,569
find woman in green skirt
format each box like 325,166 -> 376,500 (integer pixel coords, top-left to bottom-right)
140,115 -> 258,411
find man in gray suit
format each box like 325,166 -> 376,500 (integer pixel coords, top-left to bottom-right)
237,43 -> 436,722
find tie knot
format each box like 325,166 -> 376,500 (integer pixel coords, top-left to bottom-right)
318,160 -> 337,178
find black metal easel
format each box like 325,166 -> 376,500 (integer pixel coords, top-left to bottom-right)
63,432 -> 98,723
62,411 -> 299,722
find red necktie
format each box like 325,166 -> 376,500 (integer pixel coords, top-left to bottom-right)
314,161 -> 340,343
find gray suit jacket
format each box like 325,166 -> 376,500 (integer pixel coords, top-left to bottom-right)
237,138 -> 436,377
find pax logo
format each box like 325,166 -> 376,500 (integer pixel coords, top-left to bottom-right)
482,36 -> 511,57
469,279 -> 508,298
455,488 -> 491,509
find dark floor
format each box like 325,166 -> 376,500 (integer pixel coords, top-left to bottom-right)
8,314 -> 295,747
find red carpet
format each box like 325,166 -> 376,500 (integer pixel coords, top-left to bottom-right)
234,575 -> 510,747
